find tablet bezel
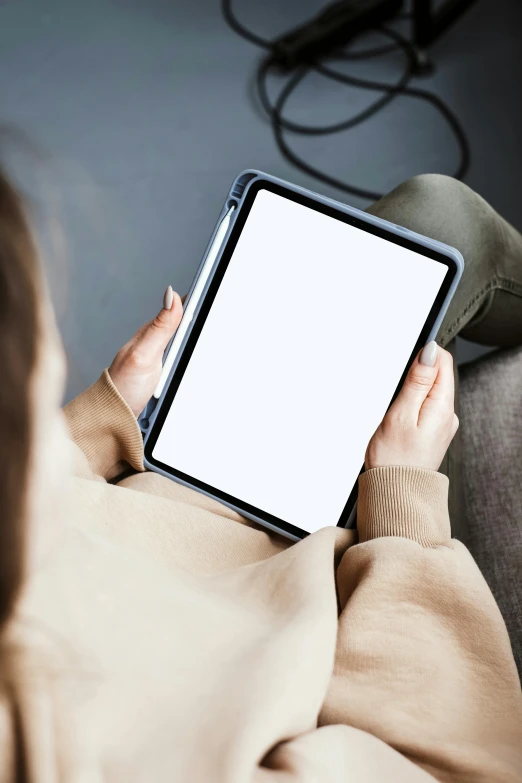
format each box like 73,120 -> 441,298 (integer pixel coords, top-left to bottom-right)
144,177 -> 458,540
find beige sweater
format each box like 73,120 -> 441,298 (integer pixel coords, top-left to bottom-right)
3,370 -> 522,782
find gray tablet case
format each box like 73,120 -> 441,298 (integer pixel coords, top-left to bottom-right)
139,170 -> 464,539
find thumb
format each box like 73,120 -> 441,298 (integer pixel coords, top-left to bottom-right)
137,286 -> 183,360
390,341 -> 439,422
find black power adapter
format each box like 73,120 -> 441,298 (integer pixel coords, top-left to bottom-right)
272,0 -> 404,69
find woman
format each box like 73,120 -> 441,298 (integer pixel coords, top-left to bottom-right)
0,164 -> 521,782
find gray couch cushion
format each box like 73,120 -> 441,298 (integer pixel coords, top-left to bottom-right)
460,347 -> 522,676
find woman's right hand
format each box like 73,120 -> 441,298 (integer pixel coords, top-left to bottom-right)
365,342 -> 459,472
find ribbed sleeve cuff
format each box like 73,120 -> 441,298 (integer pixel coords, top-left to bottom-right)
64,369 -> 144,478
357,466 -> 451,548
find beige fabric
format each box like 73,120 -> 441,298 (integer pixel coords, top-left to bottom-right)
2,371 -> 522,782
358,466 -> 452,547
65,368 -> 145,479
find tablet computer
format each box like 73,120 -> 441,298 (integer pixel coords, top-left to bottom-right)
142,171 -> 463,541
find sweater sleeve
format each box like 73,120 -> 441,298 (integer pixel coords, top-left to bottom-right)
63,369 -> 144,481
317,466 -> 522,782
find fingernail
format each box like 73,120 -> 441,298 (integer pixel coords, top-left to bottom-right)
163,285 -> 174,311
419,341 -> 438,367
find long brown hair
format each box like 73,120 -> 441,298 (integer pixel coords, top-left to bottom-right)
0,163 -> 40,781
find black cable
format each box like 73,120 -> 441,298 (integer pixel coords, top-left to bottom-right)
314,30 -> 470,180
269,61 -> 386,201
265,26 -> 469,188
221,0 -> 470,200
221,0 -> 272,50
256,28 -> 412,137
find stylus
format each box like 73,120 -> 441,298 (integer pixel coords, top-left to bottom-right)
153,204 -> 236,399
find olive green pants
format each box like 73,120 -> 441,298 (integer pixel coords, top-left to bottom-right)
367,174 -> 522,541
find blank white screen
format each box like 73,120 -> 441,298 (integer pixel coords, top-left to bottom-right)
153,190 -> 447,533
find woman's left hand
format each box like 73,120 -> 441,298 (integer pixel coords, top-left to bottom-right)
109,286 -> 183,417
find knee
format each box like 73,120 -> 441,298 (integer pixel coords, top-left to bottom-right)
370,174 -> 500,261
392,174 -> 479,216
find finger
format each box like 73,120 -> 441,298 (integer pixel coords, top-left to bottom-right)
390,342 -> 439,421
425,346 -> 455,405
419,347 -> 455,423
136,286 -> 183,360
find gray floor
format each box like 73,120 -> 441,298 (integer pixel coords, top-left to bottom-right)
0,0 -> 520,400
